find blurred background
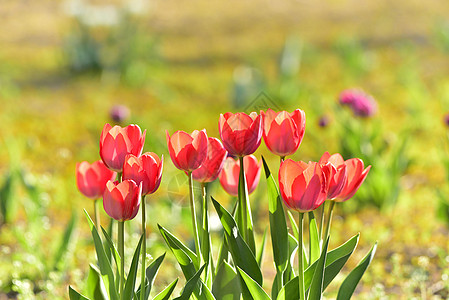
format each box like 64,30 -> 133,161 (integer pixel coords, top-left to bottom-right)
2,0 -> 449,298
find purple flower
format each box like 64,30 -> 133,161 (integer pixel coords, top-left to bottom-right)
339,89 -> 377,118
318,115 -> 330,128
110,105 -> 130,123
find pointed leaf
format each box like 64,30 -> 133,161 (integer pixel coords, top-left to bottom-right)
135,253 -> 166,299
212,260 -> 241,300
309,237 -> 329,300
262,156 -> 289,273
256,228 -> 267,267
86,264 -> 108,300
84,210 -> 118,300
276,275 -> 298,300
237,267 -> 270,300
69,286 -> 90,300
101,226 -> 121,271
174,264 -> 207,300
152,279 -> 179,300
308,211 -> 320,266
212,198 -> 263,285
123,235 -> 143,299
336,243 -> 377,300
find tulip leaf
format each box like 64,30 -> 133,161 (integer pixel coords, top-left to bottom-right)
152,279 -> 179,300
276,275 -> 298,300
101,226 -> 121,272
256,228 -> 267,267
86,264 -> 108,300
173,264 -> 208,300
212,260 -> 241,300
237,267 -> 271,300
158,224 -> 198,279
84,210 -> 118,300
212,197 -> 263,286
53,212 -> 77,271
123,235 -> 143,299
308,211 -> 320,266
304,233 -> 359,291
69,286 -> 90,300
135,253 -> 166,300
308,236 -> 329,300
262,156 -> 289,275
216,235 -> 230,271
336,243 -> 377,300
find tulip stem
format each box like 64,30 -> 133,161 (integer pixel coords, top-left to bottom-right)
238,156 -> 255,253
319,201 -> 326,241
140,195 -> 146,300
201,182 -> 214,285
323,201 -> 335,242
188,172 -> 202,266
94,199 -> 100,229
118,221 -> 125,300
297,212 -> 305,300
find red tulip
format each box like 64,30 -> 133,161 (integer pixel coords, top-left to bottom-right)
103,180 -> 141,221
278,159 -> 330,212
76,160 -> 116,199
319,152 -> 347,199
100,124 -> 146,172
218,155 -> 261,196
192,137 -> 228,183
261,109 -> 306,157
334,158 -> 371,202
219,112 -> 262,156
123,153 -> 163,195
166,129 -> 208,172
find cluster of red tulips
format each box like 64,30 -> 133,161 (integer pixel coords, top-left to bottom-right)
75,107 -> 371,300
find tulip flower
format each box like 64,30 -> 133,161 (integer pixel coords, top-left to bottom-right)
318,152 -> 347,200
278,159 -> 329,212
192,137 -> 228,183
335,158 -> 371,202
123,153 -> 163,195
76,160 -> 116,199
100,124 -> 146,172
219,155 -> 261,197
166,129 -> 208,172
339,89 -> 377,118
261,109 -> 306,157
219,112 -> 262,157
103,180 -> 141,221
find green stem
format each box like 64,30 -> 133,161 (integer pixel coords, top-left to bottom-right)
323,201 -> 336,242
118,221 -> 125,300
201,183 -> 214,279
117,172 -> 122,183
188,172 -> 202,266
94,199 -> 100,229
280,156 -> 285,164
140,195 -> 146,300
319,201 -> 326,241
238,156 -> 248,242
298,212 -> 305,300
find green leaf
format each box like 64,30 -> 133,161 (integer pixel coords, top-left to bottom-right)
237,157 -> 256,254
276,276 -> 298,300
84,210 -> 118,300
237,267 -> 270,300
69,286 -> 90,300
158,224 -> 198,279
262,156 -> 289,274
86,264 -> 108,300
53,212 -> 77,270
135,253 -> 166,299
101,226 -> 121,272
211,198 -> 263,286
304,233 -> 359,290
152,279 -> 179,300
123,235 -> 143,299
212,260 -> 241,300
256,228 -> 267,267
216,235 -> 229,271
308,236 -> 329,300
174,264 -> 207,300
287,211 -> 298,239
336,243 -> 377,300
308,211 -> 320,266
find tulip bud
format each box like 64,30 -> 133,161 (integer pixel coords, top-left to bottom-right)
103,180 -> 141,221
339,89 -> 377,118
123,152 -> 163,195
166,129 -> 208,172
192,137 -> 228,183
76,160 -> 116,199
218,155 -> 261,196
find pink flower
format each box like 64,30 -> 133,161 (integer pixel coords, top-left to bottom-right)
334,158 -> 371,202
278,159 -> 330,212
218,155 -> 261,196
123,153 -> 163,195
103,180 -> 141,221
100,124 -> 146,172
219,112 -> 262,156
318,152 -> 347,199
76,160 -> 116,199
339,89 -> 377,118
192,137 -> 228,183
166,129 -> 208,172
261,109 -> 306,157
